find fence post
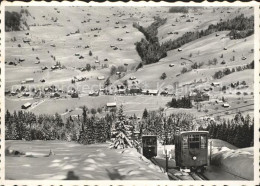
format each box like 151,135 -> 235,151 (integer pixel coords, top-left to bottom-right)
209,140 -> 212,165
165,149 -> 168,173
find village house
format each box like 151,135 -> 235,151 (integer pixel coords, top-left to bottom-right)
23,38 -> 31,43
5,90 -> 10,95
222,103 -> 230,108
11,91 -> 17,96
160,90 -> 168,96
129,86 -> 142,95
71,92 -> 79,98
41,66 -> 48,70
106,102 -> 117,108
89,90 -> 99,96
211,82 -> 220,87
147,89 -> 159,96
50,92 -> 60,98
22,78 -> 34,84
189,91 -> 209,102
97,76 -> 105,80
23,92 -> 30,97
21,102 -> 32,109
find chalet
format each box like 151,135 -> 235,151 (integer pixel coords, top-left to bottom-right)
50,92 -> 60,98
25,78 -> 34,83
189,92 -> 209,102
169,64 -> 175,67
89,91 -> 99,96
116,72 -> 121,75
106,102 -> 117,108
71,92 -> 79,98
21,102 -> 32,109
10,91 -> 17,96
178,48 -> 182,52
76,76 -> 85,82
97,76 -> 105,80
160,90 -> 168,96
67,90 -> 73,95
40,79 -> 45,83
19,58 -> 25,62
129,76 -> 136,80
148,89 -> 159,96
142,89 -> 148,95
51,66 -> 58,70
211,82 -> 220,87
41,66 -> 48,70
215,100 -> 223,104
118,89 -> 126,94
23,38 -> 31,43
35,61 -> 40,64
23,92 -> 30,97
242,56 -> 247,60
222,103 -> 230,108
5,90 -> 10,95
44,87 -> 51,92
128,86 -> 141,94
9,62 -> 16,66
95,60 -> 100,63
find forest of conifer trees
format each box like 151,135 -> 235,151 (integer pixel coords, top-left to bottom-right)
5,108 -> 254,148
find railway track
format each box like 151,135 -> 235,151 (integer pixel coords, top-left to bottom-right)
151,157 -> 208,180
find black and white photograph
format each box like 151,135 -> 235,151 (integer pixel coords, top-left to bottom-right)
1,1 -> 259,184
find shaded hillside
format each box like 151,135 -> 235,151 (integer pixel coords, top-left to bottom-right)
5,9 -> 30,31
134,14 -> 254,65
133,17 -> 167,65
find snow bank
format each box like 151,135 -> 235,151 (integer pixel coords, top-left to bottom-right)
211,147 -> 253,180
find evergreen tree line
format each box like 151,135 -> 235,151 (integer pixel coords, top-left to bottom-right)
5,11 -> 22,31
133,17 -> 168,64
213,61 -> 254,79
5,108 -> 114,144
199,112 -> 254,148
140,110 -> 195,144
167,97 -> 193,108
133,14 -> 253,65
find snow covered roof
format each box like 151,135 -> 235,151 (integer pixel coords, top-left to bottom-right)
97,76 -> 105,80
148,89 -> 159,94
23,102 -> 31,107
106,102 -> 116,107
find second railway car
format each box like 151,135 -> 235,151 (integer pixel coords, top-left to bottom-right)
175,131 -> 208,172
142,135 -> 157,159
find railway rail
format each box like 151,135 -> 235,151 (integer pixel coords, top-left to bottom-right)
151,157 -> 209,180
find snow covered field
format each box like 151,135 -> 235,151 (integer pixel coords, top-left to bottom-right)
6,140 -> 168,180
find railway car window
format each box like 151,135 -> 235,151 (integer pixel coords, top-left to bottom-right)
182,135 -> 188,149
201,135 -> 206,148
189,135 -> 200,149
146,138 -> 156,145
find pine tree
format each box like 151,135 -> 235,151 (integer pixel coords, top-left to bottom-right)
142,108 -> 148,119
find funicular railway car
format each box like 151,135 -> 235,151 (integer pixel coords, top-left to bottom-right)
142,135 -> 157,159
175,131 -> 208,172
